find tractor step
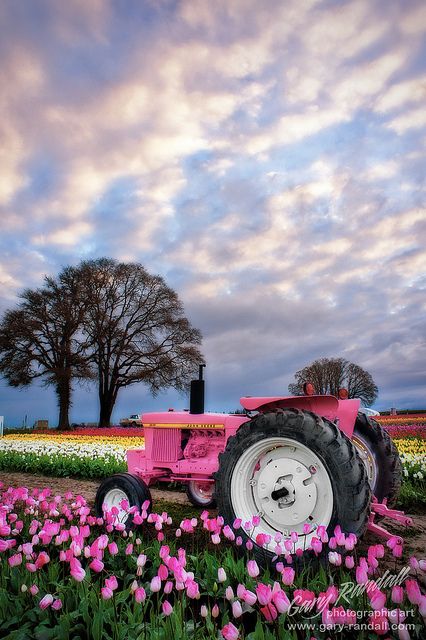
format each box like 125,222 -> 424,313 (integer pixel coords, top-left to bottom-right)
366,498 -> 413,545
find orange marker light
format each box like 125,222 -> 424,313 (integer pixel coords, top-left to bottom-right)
303,382 -> 315,396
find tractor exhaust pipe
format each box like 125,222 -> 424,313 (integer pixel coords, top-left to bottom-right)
190,364 -> 206,414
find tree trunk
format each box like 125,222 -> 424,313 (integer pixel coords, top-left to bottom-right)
56,375 -> 72,430
98,388 -> 117,427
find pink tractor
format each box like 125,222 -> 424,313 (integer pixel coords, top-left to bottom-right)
95,366 -> 411,561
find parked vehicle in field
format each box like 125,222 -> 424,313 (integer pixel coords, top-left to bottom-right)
359,407 -> 380,417
119,414 -> 143,427
96,366 -> 409,563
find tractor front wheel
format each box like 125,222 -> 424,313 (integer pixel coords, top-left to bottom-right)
95,473 -> 152,528
352,413 -> 402,506
186,480 -> 216,508
214,409 -> 371,563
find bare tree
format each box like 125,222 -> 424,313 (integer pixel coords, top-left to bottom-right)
288,357 -> 378,406
78,258 -> 203,427
0,267 -> 92,429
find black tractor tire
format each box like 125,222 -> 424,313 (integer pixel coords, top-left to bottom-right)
352,412 -> 402,507
95,473 -> 152,528
214,409 -> 371,565
186,480 -> 216,508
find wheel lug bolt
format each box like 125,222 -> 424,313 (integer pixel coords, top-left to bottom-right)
309,465 -> 317,474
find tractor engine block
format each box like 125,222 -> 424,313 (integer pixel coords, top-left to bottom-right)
183,430 -> 225,459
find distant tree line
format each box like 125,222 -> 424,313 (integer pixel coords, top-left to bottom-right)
0,258 -> 203,429
288,357 -> 378,406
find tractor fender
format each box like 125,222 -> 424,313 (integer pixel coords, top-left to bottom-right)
239,396 -> 360,438
240,395 -> 339,425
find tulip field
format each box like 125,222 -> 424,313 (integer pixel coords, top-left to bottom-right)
1,483 -> 426,640
0,416 -> 425,638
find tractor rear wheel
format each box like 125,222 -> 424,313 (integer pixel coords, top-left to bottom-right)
214,409 -> 371,564
186,480 -> 216,508
95,473 -> 152,528
352,412 -> 402,506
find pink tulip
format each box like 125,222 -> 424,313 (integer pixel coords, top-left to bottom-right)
162,600 -> 173,616
105,575 -> 118,590
136,553 -> 146,567
356,566 -> 368,584
223,525 -> 235,541
232,600 -> 243,618
370,608 -> 389,635
89,558 -> 104,573
272,587 -> 290,614
108,542 -> 118,555
22,542 -> 33,555
293,589 -> 316,606
328,551 -> 342,566
247,560 -> 259,578
39,594 -> 54,610
398,624 -> 411,640
158,564 -> 168,580
405,579 -> 421,605
70,559 -> 86,582
370,590 -> 386,610
418,595 -> 426,618
200,605 -> 208,617
256,583 -> 272,606
218,567 -> 227,583
391,586 -> 404,604
52,599 -> 62,611
186,580 -> 200,599
150,576 -> 161,592
281,567 -> 295,585
325,585 -> 339,604
260,603 -> 278,622
101,587 -> 113,600
29,584 -> 39,596
345,555 -> 355,569
388,609 -> 406,625
8,553 -> 22,567
221,621 -> 239,640
225,586 -> 234,601
212,604 -> 220,618
134,587 -> 146,603
311,538 -> 322,554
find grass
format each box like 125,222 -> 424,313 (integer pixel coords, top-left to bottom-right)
396,480 -> 426,512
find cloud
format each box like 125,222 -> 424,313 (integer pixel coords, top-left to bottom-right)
0,0 -> 425,423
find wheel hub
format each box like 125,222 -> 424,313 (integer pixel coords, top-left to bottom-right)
255,454 -> 318,525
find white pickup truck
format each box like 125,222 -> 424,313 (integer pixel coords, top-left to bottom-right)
119,414 -> 143,427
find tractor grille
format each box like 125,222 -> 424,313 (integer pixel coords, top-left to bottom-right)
152,428 -> 181,462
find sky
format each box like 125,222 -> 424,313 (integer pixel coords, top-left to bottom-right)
0,0 -> 425,426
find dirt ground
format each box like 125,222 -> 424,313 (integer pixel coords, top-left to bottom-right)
0,471 -> 190,505
1,471 -> 426,559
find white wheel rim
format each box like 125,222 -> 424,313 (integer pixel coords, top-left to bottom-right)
190,481 -> 214,505
103,488 -> 130,523
352,434 -> 378,490
231,437 -> 334,551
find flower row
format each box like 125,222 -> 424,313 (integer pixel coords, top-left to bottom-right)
0,483 -> 425,639
4,433 -> 146,447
